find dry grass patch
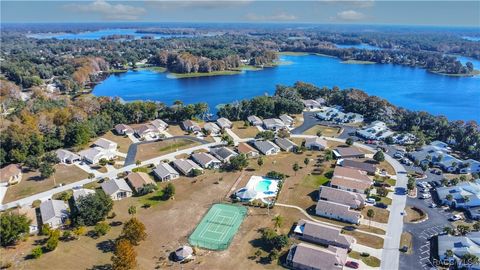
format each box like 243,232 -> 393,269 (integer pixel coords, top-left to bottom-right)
167,124 -> 189,136
135,139 -> 200,161
231,121 -> 259,139
362,206 -> 390,224
303,125 -> 341,137
3,165 -> 89,203
348,250 -> 381,267
343,230 -> 384,249
100,130 -> 132,153
404,206 -> 426,223
400,232 -> 413,254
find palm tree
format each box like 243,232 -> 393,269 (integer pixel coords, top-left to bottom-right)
272,215 -> 284,231
128,205 -> 137,216
367,209 -> 375,228
443,226 -> 454,235
293,162 -> 299,176
445,249 -> 454,258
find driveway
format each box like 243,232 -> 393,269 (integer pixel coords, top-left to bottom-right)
124,136 -> 210,166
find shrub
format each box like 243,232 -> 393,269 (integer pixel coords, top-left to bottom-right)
94,222 -> 110,237
31,247 -> 43,259
361,252 -> 370,257
266,171 -> 287,180
45,230 -> 60,251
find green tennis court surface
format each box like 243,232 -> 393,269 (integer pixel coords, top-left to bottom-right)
189,203 -> 247,250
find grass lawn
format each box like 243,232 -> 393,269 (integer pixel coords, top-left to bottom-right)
138,188 -> 166,206
100,130 -> 132,153
303,125 -> 341,137
348,251 -> 381,267
230,65 -> 263,71
377,160 -> 396,175
231,121 -> 259,139
343,230 -> 384,249
3,165 -> 89,203
404,206 -> 426,223
169,70 -> 242,78
300,174 -> 330,189
400,232 -> 413,254
361,206 -> 390,224
135,139 -> 200,161
167,124 -> 189,136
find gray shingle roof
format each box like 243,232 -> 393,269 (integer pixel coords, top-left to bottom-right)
40,200 -> 68,223
274,137 -> 297,151
253,140 -> 280,154
101,179 -> 132,196
191,152 -> 220,168
153,163 -> 179,178
210,147 -> 237,161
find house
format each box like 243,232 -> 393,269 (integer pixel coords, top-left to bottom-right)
319,186 -> 365,209
72,188 -> 96,203
172,159 -> 203,176
460,159 -> 480,174
191,152 -> 222,169
237,142 -> 260,158
315,200 -> 361,224
262,118 -> 285,131
253,140 -> 281,155
150,119 -> 168,131
392,132 -> 417,145
56,149 -> 81,164
174,245 -> 194,262
126,172 -> 156,193
286,242 -> 347,270
315,106 -> 363,124
435,179 -> 480,208
275,137 -> 297,152
181,120 -> 201,133
337,159 -> 377,175
114,124 -> 134,135
101,179 -> 133,200
216,117 -> 232,129
203,122 -> 221,135
153,163 -> 180,181
40,199 -> 69,229
247,115 -> 263,126
330,166 -> 373,194
210,147 -> 237,163
93,138 -> 117,151
293,219 -> 355,249
302,99 -> 322,111
0,164 -> 23,186
356,121 -> 394,140
332,147 -> 365,159
135,124 -> 160,140
14,206 -> 39,234
78,147 -> 116,164
279,114 -> 294,127
304,137 -> 328,150
437,232 -> 480,268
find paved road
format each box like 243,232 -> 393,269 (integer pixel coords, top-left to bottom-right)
124,136 -> 210,166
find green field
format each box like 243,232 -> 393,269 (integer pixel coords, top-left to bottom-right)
189,204 -> 247,250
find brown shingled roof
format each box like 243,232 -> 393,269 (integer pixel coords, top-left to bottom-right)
330,166 -> 372,191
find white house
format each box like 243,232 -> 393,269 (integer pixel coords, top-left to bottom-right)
153,162 -> 180,181
114,124 -> 134,135
78,147 -> 116,164
135,124 -> 161,140
315,200 -> 361,224
56,149 -> 81,164
304,137 -> 328,150
191,152 -> 222,169
40,199 -> 69,229
279,114 -> 294,127
356,121 -> 393,140
216,117 -> 233,129
101,179 -> 133,201
247,115 -> 263,126
262,118 -> 285,131
72,188 -> 96,203
150,119 -> 168,131
93,138 -> 118,151
0,164 -> 23,186
203,122 -> 221,135
210,147 -> 237,163
253,140 -> 281,155
172,159 -> 204,176
302,99 -> 322,111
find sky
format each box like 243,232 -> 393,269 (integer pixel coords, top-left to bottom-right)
1,0 -> 479,27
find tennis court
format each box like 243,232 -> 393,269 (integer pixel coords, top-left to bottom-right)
189,203 -> 247,250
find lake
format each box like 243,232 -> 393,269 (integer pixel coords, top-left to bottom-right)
27,29 -> 193,40
335,43 -> 381,50
92,54 -> 480,122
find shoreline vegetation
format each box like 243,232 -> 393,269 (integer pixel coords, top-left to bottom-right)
341,60 -> 376,65
429,69 -> 480,77
168,70 -> 243,78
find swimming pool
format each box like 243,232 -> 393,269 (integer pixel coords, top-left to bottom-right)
255,180 -> 272,192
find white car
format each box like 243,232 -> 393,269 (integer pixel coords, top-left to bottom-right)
420,193 -> 431,199
366,198 -> 376,204
430,203 -> 437,208
449,214 -> 463,221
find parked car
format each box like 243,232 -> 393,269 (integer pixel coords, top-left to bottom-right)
420,188 -> 430,193
366,198 -> 376,204
394,152 -> 404,159
432,181 -> 441,187
420,193 -> 431,199
345,261 -> 359,269
375,202 -> 388,209
449,214 -> 464,221
395,187 -> 407,195
430,203 -> 437,208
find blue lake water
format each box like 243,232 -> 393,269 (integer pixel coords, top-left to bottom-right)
335,43 -> 381,50
92,54 -> 480,122
27,29 -> 192,40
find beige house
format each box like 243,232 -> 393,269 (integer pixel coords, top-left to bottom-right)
319,186 -> 366,209
0,164 -> 22,186
293,219 -> 355,249
330,166 -> 373,194
286,242 -> 347,270
315,200 -> 361,224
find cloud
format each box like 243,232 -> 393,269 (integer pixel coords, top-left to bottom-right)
148,0 -> 253,10
320,0 -> 375,8
335,10 -> 366,21
65,0 -> 146,21
245,12 -> 297,22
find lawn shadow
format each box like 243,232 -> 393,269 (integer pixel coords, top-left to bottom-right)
307,190 -> 318,202
87,264 -> 112,270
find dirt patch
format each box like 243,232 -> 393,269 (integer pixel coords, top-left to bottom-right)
303,125 -> 341,137
362,206 -> 390,224
400,232 -> 413,254
231,121 -> 259,139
